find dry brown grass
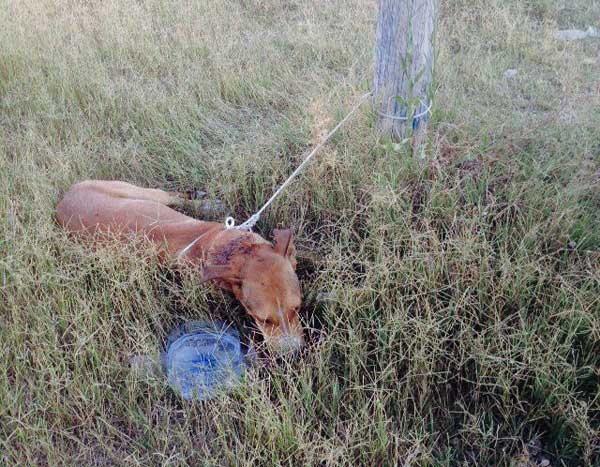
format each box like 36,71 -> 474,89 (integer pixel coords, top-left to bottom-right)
1,0 -> 599,465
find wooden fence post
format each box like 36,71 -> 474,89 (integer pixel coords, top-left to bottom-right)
374,0 -> 438,148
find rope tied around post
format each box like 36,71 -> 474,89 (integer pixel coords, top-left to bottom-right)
375,97 -> 433,121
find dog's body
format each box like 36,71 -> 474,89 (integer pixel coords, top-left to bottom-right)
56,180 -> 304,354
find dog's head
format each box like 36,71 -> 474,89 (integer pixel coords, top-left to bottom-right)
201,229 -> 304,355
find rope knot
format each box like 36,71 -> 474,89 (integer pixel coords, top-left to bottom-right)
224,213 -> 260,231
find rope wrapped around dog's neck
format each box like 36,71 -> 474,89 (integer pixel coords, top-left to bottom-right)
224,90 -> 374,231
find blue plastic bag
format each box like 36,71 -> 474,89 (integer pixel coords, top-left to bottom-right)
162,321 -> 245,401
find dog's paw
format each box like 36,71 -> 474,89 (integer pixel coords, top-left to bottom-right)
189,198 -> 226,217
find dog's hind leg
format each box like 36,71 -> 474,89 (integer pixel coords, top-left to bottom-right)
68,181 -> 223,219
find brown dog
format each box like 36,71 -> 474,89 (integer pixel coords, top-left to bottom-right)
56,180 -> 304,354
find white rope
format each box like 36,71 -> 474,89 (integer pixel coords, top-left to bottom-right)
376,98 -> 432,121
177,230 -> 210,260
178,89 -> 432,254
226,90 -> 374,231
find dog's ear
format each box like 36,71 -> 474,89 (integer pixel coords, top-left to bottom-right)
273,229 -> 297,269
199,264 -> 240,286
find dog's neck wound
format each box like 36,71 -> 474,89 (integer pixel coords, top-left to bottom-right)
208,235 -> 253,265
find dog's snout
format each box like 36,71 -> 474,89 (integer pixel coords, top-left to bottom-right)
270,335 -> 304,356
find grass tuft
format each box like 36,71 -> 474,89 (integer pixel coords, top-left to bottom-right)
1,0 -> 599,465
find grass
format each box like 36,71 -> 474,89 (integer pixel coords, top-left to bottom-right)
1,0 -> 599,465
